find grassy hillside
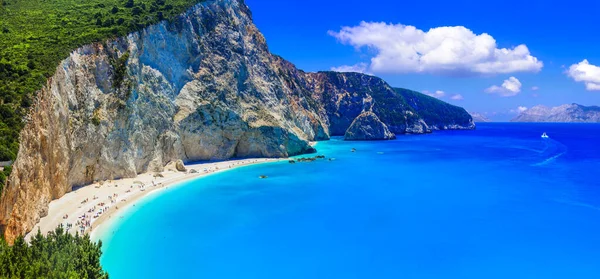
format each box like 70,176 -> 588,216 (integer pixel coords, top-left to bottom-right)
394,88 -> 473,126
0,0 -> 205,184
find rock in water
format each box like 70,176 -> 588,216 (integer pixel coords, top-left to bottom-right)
345,112 -> 396,140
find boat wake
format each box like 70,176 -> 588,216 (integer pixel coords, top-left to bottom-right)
532,152 -> 565,167
531,138 -> 567,167
553,198 -> 600,212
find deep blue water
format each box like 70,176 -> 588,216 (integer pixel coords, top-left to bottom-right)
99,123 -> 600,279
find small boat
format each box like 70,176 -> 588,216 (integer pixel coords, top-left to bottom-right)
541,132 -> 549,139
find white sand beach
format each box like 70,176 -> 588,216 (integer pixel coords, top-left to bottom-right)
25,158 -> 282,242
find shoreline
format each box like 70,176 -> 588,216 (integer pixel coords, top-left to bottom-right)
25,157 -> 284,242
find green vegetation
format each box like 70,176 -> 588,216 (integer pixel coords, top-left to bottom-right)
0,166 -> 11,192
394,88 -> 472,126
110,51 -> 130,89
0,226 -> 108,278
0,0 -> 205,165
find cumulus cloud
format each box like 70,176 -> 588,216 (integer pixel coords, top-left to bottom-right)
331,63 -> 368,74
423,90 -> 446,98
509,106 -> 528,114
567,60 -> 600,91
450,94 -> 464,100
328,22 -> 543,76
531,86 -> 540,91
485,77 -> 522,97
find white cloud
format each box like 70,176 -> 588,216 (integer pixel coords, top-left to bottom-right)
531,86 -> 539,91
485,76 -> 522,97
329,22 -> 543,76
567,60 -> 600,91
509,106 -> 528,114
586,83 -> 600,90
423,90 -> 446,98
450,94 -> 464,100
331,63 -> 368,74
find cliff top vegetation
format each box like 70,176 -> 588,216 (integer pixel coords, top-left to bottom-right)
394,87 -> 472,126
0,0 -> 206,184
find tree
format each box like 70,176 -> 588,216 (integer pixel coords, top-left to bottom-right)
132,6 -> 142,16
0,227 -> 109,278
111,6 -> 119,14
124,0 -> 134,8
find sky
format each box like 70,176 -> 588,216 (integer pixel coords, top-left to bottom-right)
245,0 -> 600,121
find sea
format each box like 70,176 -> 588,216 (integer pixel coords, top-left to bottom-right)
98,123 -> 600,279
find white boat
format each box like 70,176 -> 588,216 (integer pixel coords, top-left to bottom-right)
541,132 -> 549,139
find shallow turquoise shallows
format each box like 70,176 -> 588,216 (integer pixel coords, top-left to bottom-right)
99,123 -> 600,279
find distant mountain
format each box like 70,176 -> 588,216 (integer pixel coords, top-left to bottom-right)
511,104 -> 600,122
469,112 -> 491,123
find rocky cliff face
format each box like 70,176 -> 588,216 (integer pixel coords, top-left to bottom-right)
304,72 -> 430,136
394,88 -> 475,130
0,0 -> 474,242
511,104 -> 600,122
343,95 -> 396,140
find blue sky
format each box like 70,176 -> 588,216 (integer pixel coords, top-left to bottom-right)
245,0 -> 600,121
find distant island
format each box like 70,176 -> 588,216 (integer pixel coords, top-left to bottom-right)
469,112 -> 491,123
511,103 -> 600,122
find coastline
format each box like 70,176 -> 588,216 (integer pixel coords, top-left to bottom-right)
25,157 -> 284,242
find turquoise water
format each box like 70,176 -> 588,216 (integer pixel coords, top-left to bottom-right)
100,123 -> 600,278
